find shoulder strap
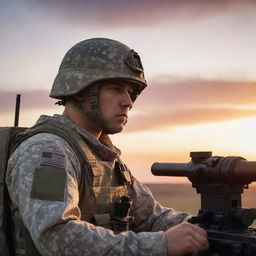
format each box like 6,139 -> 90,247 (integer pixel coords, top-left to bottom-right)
13,121 -> 94,163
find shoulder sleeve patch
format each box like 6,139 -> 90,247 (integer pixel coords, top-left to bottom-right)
30,167 -> 66,201
40,151 -> 65,169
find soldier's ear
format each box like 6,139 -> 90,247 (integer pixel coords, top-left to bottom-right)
74,90 -> 88,102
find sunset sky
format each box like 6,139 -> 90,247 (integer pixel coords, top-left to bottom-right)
1,0 -> 256,183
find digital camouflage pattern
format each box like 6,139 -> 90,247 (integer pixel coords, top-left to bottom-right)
6,115 -> 189,255
50,38 -> 147,99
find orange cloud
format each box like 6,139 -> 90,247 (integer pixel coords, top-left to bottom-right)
137,78 -> 256,107
126,107 -> 256,132
126,78 -> 256,131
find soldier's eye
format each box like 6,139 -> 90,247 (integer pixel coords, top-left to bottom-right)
110,86 -> 121,92
128,89 -> 134,95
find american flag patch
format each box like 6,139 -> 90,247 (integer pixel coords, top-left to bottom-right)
40,152 -> 65,169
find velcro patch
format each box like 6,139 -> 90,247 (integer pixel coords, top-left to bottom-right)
40,151 -> 65,169
30,167 -> 66,201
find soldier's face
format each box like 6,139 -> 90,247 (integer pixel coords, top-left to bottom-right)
98,82 -> 134,134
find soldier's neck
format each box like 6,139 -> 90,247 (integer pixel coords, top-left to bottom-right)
62,107 -> 102,140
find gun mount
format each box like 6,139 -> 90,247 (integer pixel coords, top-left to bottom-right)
151,152 -> 256,255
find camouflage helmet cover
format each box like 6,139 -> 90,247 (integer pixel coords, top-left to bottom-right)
50,38 -> 147,99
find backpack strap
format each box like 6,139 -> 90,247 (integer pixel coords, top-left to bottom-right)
13,121 -> 91,162
0,127 -> 27,256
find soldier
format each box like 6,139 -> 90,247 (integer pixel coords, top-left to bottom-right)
6,38 -> 208,255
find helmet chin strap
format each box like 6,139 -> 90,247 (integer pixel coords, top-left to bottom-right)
72,84 -> 113,134
73,82 -> 134,135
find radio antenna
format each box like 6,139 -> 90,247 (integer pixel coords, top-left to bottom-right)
14,94 -> 21,127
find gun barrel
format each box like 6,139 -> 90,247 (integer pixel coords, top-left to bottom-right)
151,158 -> 256,185
151,162 -> 191,176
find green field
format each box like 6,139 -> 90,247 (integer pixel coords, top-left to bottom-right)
146,183 -> 256,226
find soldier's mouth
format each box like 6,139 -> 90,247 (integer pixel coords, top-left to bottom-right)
116,114 -> 128,123
117,113 -> 128,118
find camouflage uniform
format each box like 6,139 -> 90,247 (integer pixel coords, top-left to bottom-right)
6,114 -> 189,255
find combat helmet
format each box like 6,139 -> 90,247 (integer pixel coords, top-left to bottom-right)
50,38 -> 147,99
50,38 -> 148,133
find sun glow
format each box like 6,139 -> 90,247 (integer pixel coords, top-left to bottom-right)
231,116 -> 256,157
112,116 -> 256,183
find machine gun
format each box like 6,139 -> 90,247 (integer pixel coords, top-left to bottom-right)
151,152 -> 256,256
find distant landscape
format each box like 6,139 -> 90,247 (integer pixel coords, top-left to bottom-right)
146,183 -> 256,227
146,183 -> 200,214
